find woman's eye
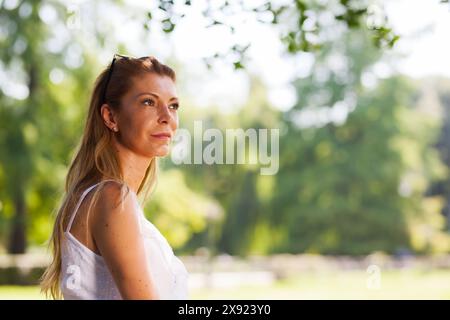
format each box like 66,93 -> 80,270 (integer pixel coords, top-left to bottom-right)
169,103 -> 179,110
143,99 -> 155,106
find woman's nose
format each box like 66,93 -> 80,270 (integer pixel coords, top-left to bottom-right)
157,104 -> 173,125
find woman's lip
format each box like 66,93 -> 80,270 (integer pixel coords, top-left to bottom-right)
151,134 -> 171,140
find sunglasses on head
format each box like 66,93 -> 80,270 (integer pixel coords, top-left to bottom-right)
101,53 -> 142,104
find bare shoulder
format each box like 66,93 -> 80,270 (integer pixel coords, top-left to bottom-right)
96,180 -> 135,208
90,180 -> 139,231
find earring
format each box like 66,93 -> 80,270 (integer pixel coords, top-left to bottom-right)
113,127 -> 118,132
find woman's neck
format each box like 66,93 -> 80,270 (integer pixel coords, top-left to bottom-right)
111,140 -> 152,194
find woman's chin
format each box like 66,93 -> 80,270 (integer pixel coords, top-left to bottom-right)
152,146 -> 170,158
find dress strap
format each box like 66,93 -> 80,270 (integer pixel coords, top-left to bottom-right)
65,179 -> 117,233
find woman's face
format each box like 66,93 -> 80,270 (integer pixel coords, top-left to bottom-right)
113,73 -> 179,159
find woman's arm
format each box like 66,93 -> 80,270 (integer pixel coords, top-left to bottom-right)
91,182 -> 159,300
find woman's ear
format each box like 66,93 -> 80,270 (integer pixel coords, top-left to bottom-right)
100,104 -> 119,132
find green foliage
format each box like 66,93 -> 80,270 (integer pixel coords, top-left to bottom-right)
269,28 -> 449,254
147,0 -> 400,69
143,169 -> 219,249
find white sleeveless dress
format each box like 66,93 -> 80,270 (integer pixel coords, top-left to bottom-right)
60,180 -> 189,300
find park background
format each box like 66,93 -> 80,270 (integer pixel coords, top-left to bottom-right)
1,0 -> 450,299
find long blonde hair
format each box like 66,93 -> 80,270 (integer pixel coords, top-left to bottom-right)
40,56 -> 176,299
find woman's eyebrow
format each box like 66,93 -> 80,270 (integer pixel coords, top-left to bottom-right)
135,92 -> 178,101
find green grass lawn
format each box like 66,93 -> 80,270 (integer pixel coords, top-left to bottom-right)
1,269 -> 450,299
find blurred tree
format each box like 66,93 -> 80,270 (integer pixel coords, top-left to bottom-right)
148,0 -> 400,70
394,78 -> 450,254
143,169 -> 222,250
0,1 -> 99,253
424,78 -> 450,232
270,26 -> 449,254
437,91 -> 450,230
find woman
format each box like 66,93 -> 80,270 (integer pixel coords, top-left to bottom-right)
40,54 -> 188,300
